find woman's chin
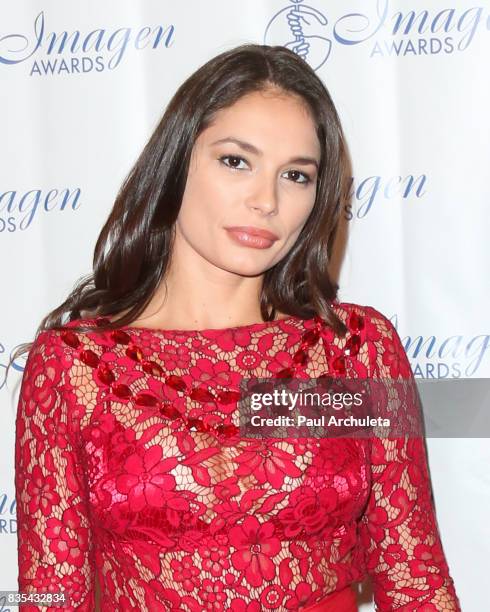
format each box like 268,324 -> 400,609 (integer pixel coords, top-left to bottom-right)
217,257 -> 275,278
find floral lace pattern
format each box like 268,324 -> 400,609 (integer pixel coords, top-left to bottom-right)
15,302 -> 460,610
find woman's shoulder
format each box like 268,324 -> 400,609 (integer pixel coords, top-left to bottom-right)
24,318 -> 105,379
27,326 -> 67,358
329,300 -> 398,335
18,329 -> 70,406
323,300 -> 411,379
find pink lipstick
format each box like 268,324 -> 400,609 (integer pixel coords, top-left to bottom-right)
224,226 -> 279,249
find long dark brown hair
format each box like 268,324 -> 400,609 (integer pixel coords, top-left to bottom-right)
8,43 -> 351,377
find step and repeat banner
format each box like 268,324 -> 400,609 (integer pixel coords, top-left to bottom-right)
1,1 -> 489,610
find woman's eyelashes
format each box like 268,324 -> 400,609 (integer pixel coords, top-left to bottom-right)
284,169 -> 312,185
218,154 -> 312,185
219,155 -> 249,171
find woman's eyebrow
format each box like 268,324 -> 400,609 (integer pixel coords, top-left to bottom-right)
210,137 -> 319,169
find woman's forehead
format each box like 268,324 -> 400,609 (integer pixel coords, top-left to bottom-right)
198,92 -> 319,154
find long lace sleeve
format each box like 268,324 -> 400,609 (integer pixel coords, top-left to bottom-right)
359,310 -> 461,610
14,330 -> 95,611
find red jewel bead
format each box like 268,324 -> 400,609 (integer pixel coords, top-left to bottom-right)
110,329 -> 131,344
344,334 -> 361,356
216,423 -> 239,438
61,330 -> 80,349
302,329 -> 320,345
95,317 -> 111,327
293,350 -> 308,365
79,349 -> 100,368
111,383 -> 132,399
187,418 -> 209,432
277,367 -> 295,378
318,373 -> 333,382
250,381 -> 274,394
160,404 -> 180,419
166,375 -> 187,392
97,363 -> 115,385
217,390 -> 242,405
134,392 -> 160,407
317,374 -> 334,391
126,345 -> 143,361
141,360 -> 163,376
348,311 -> 364,332
332,355 -> 346,374
190,387 -> 215,403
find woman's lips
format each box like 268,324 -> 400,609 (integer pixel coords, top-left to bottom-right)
224,226 -> 279,249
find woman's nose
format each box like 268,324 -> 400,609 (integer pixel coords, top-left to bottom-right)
246,176 -> 278,215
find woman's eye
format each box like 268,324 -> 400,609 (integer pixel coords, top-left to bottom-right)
219,156 -> 311,185
219,155 -> 248,170
284,169 -> 311,184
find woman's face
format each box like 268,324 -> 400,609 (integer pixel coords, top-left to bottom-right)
174,87 -> 321,277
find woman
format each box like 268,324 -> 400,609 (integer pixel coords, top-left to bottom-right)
12,44 -> 460,611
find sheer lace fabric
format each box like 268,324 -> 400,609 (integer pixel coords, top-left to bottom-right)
15,302 -> 460,610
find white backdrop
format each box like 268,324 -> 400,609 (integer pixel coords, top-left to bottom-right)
1,1 -> 489,610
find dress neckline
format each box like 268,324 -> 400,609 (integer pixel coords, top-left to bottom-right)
91,314 -> 314,336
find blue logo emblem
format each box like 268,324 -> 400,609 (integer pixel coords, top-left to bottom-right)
264,0 -> 332,71
265,0 -> 486,70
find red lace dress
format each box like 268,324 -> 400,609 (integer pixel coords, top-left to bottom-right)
15,302 -> 460,611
